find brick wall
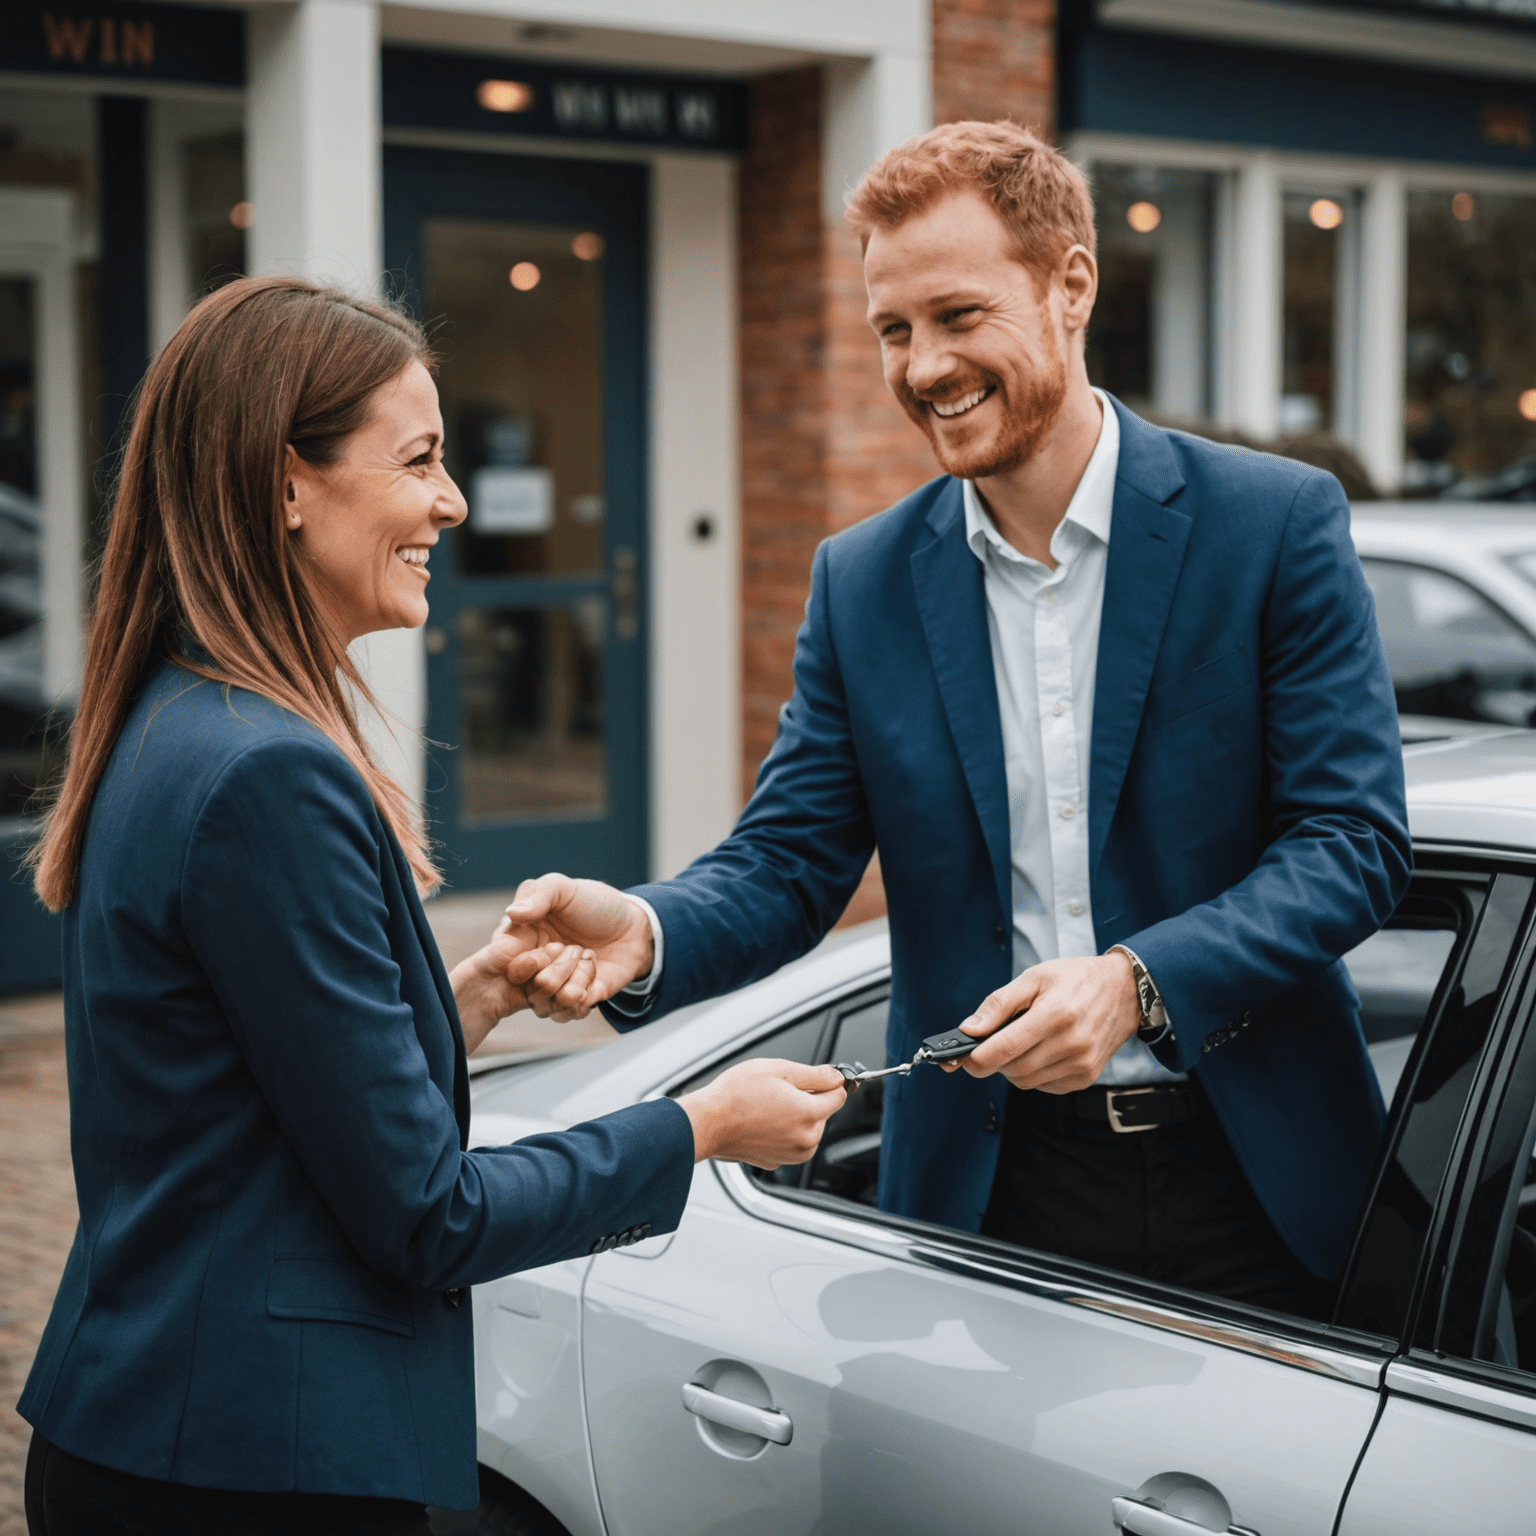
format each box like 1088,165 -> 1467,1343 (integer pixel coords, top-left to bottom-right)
736,4 -> 1058,927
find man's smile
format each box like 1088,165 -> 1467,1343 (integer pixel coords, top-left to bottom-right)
930,386 -> 995,418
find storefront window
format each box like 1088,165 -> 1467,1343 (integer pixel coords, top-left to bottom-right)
1405,189 -> 1536,494
183,130 -> 247,297
1086,163 -> 1216,421
1282,190 -> 1354,437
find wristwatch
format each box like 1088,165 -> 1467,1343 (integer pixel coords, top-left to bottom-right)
1110,944 -> 1173,1049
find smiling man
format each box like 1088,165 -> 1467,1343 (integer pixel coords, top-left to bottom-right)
506,121 -> 1411,1314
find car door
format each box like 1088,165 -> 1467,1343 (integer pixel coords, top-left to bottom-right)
1338,871 -> 1536,1534
580,858 -> 1533,1536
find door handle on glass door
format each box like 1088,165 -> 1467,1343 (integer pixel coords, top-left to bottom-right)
612,546 -> 638,641
681,1382 -> 793,1445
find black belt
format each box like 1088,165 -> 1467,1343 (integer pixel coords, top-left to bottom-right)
1064,1081 -> 1200,1134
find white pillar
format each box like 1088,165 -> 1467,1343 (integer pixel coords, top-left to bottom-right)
247,0 -> 423,808
1227,152 -> 1281,440
1358,168 -> 1407,496
147,100 -> 190,354
822,47 -> 933,226
650,155 -> 740,878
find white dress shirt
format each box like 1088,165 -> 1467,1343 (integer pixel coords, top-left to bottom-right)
964,390 -> 1179,1087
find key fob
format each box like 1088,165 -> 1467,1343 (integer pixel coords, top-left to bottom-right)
920,1030 -> 979,1062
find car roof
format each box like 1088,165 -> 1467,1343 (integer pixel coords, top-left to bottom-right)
1351,502 -> 1536,558
1405,729 -> 1536,849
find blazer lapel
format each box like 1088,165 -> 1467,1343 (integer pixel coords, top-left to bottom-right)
911,480 -> 1013,924
1090,402 -> 1193,879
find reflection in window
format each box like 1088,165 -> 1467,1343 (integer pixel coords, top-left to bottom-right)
0,278 -> 57,828
1086,164 -> 1215,420
1405,189 -> 1536,495
457,602 -> 606,822
1363,557 -> 1536,725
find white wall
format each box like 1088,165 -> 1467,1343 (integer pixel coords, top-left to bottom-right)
649,155 -> 740,877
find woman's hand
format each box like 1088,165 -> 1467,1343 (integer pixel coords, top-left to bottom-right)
449,933 -> 596,1054
678,1059 -> 848,1168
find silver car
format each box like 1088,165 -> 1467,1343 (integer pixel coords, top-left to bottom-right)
1352,504 -> 1536,739
450,731 -> 1536,1536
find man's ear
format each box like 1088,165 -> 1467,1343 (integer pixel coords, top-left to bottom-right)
1059,244 -> 1098,335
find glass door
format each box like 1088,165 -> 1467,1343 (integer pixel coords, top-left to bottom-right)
384,147 -> 648,890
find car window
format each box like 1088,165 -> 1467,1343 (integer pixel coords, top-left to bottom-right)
1338,870 -> 1533,1337
1361,556 -> 1536,726
1433,942 -> 1536,1376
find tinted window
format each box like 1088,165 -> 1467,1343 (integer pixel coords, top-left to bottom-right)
1338,872 -> 1532,1337
1363,558 -> 1536,726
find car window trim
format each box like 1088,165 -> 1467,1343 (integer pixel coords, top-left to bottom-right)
1361,554 -> 1536,655
712,1158 -> 1391,1389
1384,1353 -> 1536,1434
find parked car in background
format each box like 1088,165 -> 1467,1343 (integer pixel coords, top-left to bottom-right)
447,730 -> 1536,1536
1352,505 -> 1536,740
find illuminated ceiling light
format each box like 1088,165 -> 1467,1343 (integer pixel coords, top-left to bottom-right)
228,201 -> 253,229
1125,201 -> 1161,234
1453,191 -> 1476,221
477,79 -> 534,113
1520,388 -> 1536,422
509,262 -> 542,291
1309,198 -> 1344,230
571,231 -> 605,261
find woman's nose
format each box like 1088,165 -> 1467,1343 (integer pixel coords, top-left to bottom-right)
435,470 -> 469,527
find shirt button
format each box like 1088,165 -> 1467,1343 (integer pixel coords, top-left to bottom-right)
1068,900 -> 1083,916
1044,590 -> 1057,605
1053,703 -> 1064,717
1061,806 -> 1074,819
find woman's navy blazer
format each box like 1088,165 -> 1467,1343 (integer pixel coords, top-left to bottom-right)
18,661 -> 694,1509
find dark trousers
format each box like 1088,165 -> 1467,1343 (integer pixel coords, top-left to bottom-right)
981,1084 -> 1330,1319
25,1432 -> 433,1536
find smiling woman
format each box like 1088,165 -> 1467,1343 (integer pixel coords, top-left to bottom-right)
14,274 -> 845,1535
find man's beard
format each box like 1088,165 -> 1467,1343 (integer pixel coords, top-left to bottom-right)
906,324 -> 1068,482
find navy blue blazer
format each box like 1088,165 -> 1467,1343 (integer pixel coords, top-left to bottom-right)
614,401 -> 1410,1281
18,662 -> 694,1508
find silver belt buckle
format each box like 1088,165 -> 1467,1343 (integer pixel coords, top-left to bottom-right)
1106,1086 -> 1159,1134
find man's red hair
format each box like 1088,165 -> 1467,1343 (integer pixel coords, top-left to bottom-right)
845,120 -> 1095,282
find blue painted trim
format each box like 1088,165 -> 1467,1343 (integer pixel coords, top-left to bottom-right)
1068,26 -> 1536,168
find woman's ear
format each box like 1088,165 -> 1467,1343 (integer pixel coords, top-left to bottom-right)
282,443 -> 304,529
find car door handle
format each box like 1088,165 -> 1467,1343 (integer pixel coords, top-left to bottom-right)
681,1382 -> 793,1445
1112,1496 -> 1258,1536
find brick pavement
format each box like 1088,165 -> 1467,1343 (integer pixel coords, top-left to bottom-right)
0,888 -> 615,1533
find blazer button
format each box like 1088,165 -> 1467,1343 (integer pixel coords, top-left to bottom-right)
993,923 -> 1007,947
982,1104 -> 998,1134
441,1287 -> 467,1310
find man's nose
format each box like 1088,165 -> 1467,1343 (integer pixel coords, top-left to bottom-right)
903,327 -> 955,397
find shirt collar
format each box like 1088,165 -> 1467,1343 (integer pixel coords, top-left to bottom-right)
963,388 -> 1120,567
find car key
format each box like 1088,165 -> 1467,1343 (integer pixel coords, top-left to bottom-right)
915,1029 -> 981,1064
832,1058 -> 915,1087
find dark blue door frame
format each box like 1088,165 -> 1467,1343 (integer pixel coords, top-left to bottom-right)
384,145 -> 650,893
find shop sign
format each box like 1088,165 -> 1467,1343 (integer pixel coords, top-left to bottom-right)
2,1 -> 243,87
383,47 -> 748,153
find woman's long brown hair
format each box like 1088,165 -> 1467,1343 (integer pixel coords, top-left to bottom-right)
30,275 -> 442,911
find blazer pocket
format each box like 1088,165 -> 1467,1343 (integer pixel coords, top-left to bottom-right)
266,1257 -> 416,1337
1147,645 -> 1254,730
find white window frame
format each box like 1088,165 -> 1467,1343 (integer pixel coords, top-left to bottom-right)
1068,130 -> 1536,496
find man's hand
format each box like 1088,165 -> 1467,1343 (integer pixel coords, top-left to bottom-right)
498,874 -> 655,1020
449,931 -> 595,1054
950,951 -> 1142,1093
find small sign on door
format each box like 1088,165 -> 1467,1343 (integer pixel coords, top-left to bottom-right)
471,465 -> 554,535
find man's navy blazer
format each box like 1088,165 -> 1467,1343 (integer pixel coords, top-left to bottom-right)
18,663 -> 695,1509
617,400 -> 1410,1281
